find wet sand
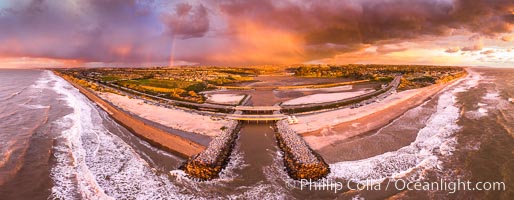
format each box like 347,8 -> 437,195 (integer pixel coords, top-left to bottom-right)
56,72 -> 205,158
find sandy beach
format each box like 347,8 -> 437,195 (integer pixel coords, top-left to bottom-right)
291,78 -> 464,150
57,73 -> 205,157
205,93 -> 245,105
98,92 -> 231,137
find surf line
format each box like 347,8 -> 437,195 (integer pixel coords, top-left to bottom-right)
53,71 -> 205,158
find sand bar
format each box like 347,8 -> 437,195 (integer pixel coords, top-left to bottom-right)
56,72 -> 205,158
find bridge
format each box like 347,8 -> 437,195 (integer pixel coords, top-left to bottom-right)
234,106 -> 281,112
226,113 -> 287,121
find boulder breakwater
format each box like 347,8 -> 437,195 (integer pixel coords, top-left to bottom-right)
275,120 -> 330,180
182,120 -> 240,180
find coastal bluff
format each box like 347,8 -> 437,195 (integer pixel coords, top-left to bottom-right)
54,71 -> 205,158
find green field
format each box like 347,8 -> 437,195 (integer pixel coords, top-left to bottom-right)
116,79 -> 207,102
119,79 -> 198,89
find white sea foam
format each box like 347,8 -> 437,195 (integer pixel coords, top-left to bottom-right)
168,142 -> 288,199
483,92 -> 500,100
169,144 -> 247,185
46,71 -> 192,199
465,73 -> 501,119
32,73 -> 52,89
228,183 -> 288,200
227,150 -> 290,200
20,104 -> 50,109
44,70 -> 281,199
1,89 -> 24,101
328,70 -> 480,184
216,144 -> 248,181
465,109 -> 488,120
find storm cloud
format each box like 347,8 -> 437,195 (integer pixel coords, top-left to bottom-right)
161,3 -> 209,39
215,0 -> 514,59
0,0 -> 513,66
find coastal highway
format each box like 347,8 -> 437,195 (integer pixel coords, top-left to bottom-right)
74,75 -> 401,122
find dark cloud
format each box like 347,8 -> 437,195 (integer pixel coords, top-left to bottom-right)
0,0 -> 513,66
161,3 -> 209,38
216,0 -> 514,59
445,47 -> 460,53
481,50 -> 495,54
461,44 -> 483,52
376,44 -> 408,54
0,0 -> 170,63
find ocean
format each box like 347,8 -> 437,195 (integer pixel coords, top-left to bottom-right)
0,68 -> 512,199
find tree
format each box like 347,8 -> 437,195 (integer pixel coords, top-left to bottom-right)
188,90 -> 198,97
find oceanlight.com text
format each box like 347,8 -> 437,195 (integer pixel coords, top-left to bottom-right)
288,179 -> 506,194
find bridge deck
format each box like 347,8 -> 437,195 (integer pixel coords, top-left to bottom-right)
227,114 -> 287,121
234,106 -> 281,111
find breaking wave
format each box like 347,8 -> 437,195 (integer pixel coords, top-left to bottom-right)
328,70 -> 480,184
0,87 -> 25,101
169,138 -> 247,184
46,71 -> 192,199
168,137 -> 288,199
464,73 -> 503,120
228,150 -> 290,200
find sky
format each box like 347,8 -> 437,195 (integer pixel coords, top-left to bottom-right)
0,0 -> 513,68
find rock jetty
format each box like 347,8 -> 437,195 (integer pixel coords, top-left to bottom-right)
182,120 -> 240,180
275,120 -> 330,180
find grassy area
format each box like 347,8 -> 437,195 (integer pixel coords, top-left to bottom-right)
398,71 -> 467,91
54,72 -> 122,95
56,65 -> 466,104
116,79 -> 206,103
294,64 -> 466,90
120,79 -> 198,89
207,76 -> 254,86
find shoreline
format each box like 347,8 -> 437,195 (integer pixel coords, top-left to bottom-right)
54,71 -> 205,158
103,99 -> 212,146
98,92 -> 231,137
296,75 -> 466,151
